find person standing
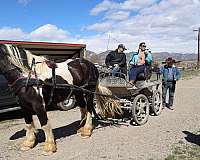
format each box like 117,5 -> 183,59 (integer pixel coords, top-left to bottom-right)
160,57 -> 180,110
105,44 -> 127,77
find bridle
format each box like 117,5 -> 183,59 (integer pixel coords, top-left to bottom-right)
0,56 -> 19,75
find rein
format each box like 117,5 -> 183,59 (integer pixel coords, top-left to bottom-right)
47,62 -> 57,106
8,77 -> 26,87
6,57 -> 43,93
44,82 -> 120,100
25,58 -> 40,91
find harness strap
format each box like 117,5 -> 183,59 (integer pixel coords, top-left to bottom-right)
8,77 -> 25,87
47,63 -> 57,106
25,58 -> 35,89
65,89 -> 73,101
33,60 -> 40,92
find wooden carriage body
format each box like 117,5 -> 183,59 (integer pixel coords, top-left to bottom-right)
98,66 -> 163,125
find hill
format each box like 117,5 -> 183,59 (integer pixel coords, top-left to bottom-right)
86,50 -> 197,64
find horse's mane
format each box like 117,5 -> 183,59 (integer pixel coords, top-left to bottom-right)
24,50 -> 50,79
7,46 -> 48,77
6,46 -> 73,82
6,48 -> 30,75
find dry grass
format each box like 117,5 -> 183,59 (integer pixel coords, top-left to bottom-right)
180,69 -> 200,79
165,131 -> 200,160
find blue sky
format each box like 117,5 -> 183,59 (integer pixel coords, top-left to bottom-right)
1,0 -> 101,35
0,0 -> 200,53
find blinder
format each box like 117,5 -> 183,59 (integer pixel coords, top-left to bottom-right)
45,60 -> 58,69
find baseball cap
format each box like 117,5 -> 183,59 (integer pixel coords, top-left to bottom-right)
118,44 -> 127,50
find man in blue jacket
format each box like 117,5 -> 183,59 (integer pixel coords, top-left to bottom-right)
129,42 -> 153,86
160,57 -> 180,110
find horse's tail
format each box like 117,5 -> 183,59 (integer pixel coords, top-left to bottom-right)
95,82 -> 123,118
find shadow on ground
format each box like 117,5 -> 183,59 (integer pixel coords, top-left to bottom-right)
10,120 -> 81,142
9,117 -> 125,144
0,107 -> 57,122
0,110 -> 23,121
182,131 -> 200,146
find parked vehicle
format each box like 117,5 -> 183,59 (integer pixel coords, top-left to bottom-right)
0,74 -> 20,113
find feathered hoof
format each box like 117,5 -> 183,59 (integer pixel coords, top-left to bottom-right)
20,140 -> 35,151
77,127 -> 84,134
43,142 -> 57,153
80,127 -> 93,138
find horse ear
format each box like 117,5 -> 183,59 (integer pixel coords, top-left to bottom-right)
0,47 -> 6,57
0,45 -> 8,55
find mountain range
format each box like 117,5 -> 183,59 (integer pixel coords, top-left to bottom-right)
86,50 -> 197,64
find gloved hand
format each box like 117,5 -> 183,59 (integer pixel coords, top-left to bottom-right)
114,64 -> 119,68
108,65 -> 113,69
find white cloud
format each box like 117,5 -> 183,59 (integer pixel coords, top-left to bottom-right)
193,0 -> 200,4
76,34 -> 110,53
105,11 -> 130,21
29,24 -> 69,42
1,0 -> 200,54
87,0 -> 200,53
87,22 -> 113,32
0,24 -> 70,43
90,0 -> 157,15
18,0 -> 31,5
120,0 -> 157,10
90,0 -> 118,15
0,27 -> 27,40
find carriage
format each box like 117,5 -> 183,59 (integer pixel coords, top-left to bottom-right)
96,65 -> 163,125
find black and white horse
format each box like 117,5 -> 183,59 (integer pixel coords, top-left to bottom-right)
0,44 -> 115,154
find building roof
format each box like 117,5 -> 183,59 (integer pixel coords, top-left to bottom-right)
0,40 -> 86,56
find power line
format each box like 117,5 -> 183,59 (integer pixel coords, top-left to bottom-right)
106,33 -> 126,51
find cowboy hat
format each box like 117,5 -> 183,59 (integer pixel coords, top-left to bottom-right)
162,57 -> 181,64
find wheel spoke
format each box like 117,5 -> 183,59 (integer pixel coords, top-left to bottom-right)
151,90 -> 162,115
132,94 -> 149,125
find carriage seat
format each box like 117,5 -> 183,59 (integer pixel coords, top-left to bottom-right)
136,73 -> 146,81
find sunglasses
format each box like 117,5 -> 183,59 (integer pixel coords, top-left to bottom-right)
142,45 -> 146,47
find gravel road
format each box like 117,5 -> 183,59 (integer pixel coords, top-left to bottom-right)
0,76 -> 200,160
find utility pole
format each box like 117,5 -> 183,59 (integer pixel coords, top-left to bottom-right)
107,33 -> 111,51
193,27 -> 200,68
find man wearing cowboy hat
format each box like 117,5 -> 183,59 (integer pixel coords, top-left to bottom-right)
105,44 -> 127,77
160,57 -> 180,110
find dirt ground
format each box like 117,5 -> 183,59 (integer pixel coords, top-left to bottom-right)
0,76 -> 200,160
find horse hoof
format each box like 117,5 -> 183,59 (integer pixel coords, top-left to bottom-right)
20,146 -> 32,151
43,142 -> 57,153
80,127 -> 93,138
77,127 -> 84,134
42,151 -> 54,156
20,140 -> 35,151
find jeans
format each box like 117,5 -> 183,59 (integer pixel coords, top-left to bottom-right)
162,81 -> 176,107
112,67 -> 120,76
129,65 -> 145,81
